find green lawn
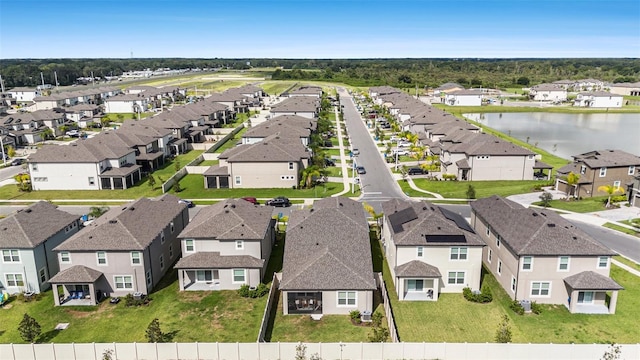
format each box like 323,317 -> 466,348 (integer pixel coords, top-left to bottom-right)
199,160 -> 219,167
324,166 -> 353,178
614,255 -> 640,271
173,175 -> 345,199
213,127 -> 248,153
102,112 -> 153,122
603,223 -> 640,237
397,180 -> 435,198
0,269 -> 267,343
153,150 -> 204,179
533,197 -> 610,213
412,179 -> 553,199
386,260 -> 639,343
259,81 -> 299,96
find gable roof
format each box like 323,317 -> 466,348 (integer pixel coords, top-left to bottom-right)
280,197 -> 375,291
381,199 -> 483,247
178,199 -> 272,240
0,201 -> 79,249
54,194 -> 185,252
470,195 -> 615,256
174,252 -> 264,269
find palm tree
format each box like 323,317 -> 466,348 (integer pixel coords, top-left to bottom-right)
597,184 -> 623,208
565,172 -> 580,200
299,165 -> 323,189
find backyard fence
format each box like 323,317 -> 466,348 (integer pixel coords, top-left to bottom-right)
1,342 -> 637,360
204,125 -> 244,154
257,273 -> 281,342
376,272 -> 400,343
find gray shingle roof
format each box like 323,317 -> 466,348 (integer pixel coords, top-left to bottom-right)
219,133 -> 310,163
395,260 -> 442,278
381,199 -> 484,247
243,121 -> 310,139
54,194 -> 186,251
270,97 -> 319,113
0,201 -> 79,249
280,197 -> 376,291
470,195 -> 616,256
573,150 -> 640,168
48,265 -> 103,284
178,199 -> 273,240
174,252 -> 264,269
564,271 -> 623,290
28,137 -> 134,163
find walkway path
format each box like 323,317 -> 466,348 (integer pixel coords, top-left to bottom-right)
611,259 -> 640,277
332,105 -> 354,197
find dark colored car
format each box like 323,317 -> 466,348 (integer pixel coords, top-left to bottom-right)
356,166 -> 366,174
408,167 -> 427,175
324,158 -> 336,167
178,199 -> 195,208
10,158 -> 24,166
266,196 -> 291,207
242,197 -> 259,205
323,140 -> 333,147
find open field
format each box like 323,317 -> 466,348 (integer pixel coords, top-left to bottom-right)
532,197 -> 611,213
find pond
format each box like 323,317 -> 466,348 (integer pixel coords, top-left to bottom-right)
464,113 -> 640,160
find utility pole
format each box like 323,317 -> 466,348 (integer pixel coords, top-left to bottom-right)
40,72 -> 45,88
54,71 -> 59,89
0,74 -> 5,93
91,71 -> 94,86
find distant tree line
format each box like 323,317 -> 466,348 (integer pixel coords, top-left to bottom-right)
1,58 -> 639,89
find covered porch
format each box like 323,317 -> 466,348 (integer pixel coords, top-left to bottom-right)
564,271 -> 623,314
136,151 -> 164,172
203,166 -> 230,189
169,138 -> 188,155
48,265 -> 104,306
286,291 -> 323,314
533,160 -> 553,181
99,164 -> 142,189
395,260 -> 442,301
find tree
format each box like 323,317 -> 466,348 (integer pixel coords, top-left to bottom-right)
59,125 -> 69,138
368,312 -> 389,342
516,76 -> 530,86
172,181 -> 182,193
89,206 -> 109,219
14,173 -> 31,192
466,185 -> 476,199
145,318 -> 165,343
565,172 -> 580,200
41,128 -> 53,141
100,116 -> 111,128
494,315 -> 512,343
147,174 -> 157,189
598,184 -> 623,208
18,313 -> 41,343
174,159 -> 181,173
539,191 -> 553,208
299,165 -> 323,189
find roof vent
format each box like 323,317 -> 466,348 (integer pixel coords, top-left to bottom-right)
231,204 -> 236,208
129,207 -> 135,211
430,206 -> 435,211
572,236 -> 577,240
422,206 -> 427,210
532,213 -> 538,217
109,220 -> 117,224
547,223 -> 556,228
339,202 -> 343,207
224,210 -> 229,213
25,209 -> 32,213
437,227 -> 441,230
89,236 -> 92,239
122,207 -> 127,211
310,208 -> 314,212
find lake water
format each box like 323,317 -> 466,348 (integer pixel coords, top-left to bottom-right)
464,113 -> 640,160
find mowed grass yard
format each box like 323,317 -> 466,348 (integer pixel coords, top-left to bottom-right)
0,269 -> 267,343
385,260 -> 640,343
411,179 -> 553,199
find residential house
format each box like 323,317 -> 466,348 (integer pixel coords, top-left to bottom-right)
28,138 -> 141,190
65,104 -> 101,128
434,82 -> 465,95
8,87 -> 41,102
529,84 -> 567,102
49,195 -> 189,306
120,120 -> 181,157
573,79 -> 604,92
381,199 -> 484,301
104,94 -> 149,114
627,175 -> 640,207
0,112 -> 46,145
92,130 -> 165,172
608,82 -> 640,97
34,94 -> 65,110
444,89 -> 483,106
286,86 -> 323,98
280,197 -> 376,315
573,91 -> 623,108
208,91 -> 249,114
204,133 -> 310,189
0,202 -> 80,294
142,112 -> 197,145
555,149 -> 640,198
174,199 -> 275,291
552,80 -> 575,90
270,97 -> 319,119
470,195 -> 622,314
241,121 -> 311,146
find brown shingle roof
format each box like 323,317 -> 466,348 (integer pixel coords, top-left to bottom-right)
48,265 -> 103,284
219,133 -> 310,163
573,150 -> 640,168
395,260 -> 442,278
174,252 -> 264,269
564,271 -> 623,290
0,201 -> 79,248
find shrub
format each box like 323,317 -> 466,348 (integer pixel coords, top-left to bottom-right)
124,293 -> 150,307
530,301 -> 543,315
510,300 -> 525,315
237,283 -> 270,298
237,284 -> 250,298
611,195 -> 627,203
462,287 -> 493,303
350,310 -> 361,323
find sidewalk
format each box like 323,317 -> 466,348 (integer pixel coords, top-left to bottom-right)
332,105 -> 354,197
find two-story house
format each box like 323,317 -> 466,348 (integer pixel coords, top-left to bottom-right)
381,199 -> 484,301
49,194 -> 189,306
104,94 -> 149,114
7,87 -> 42,103
529,84 -> 567,102
92,130 -> 165,172
280,197 -> 376,316
470,195 -> 622,314
573,92 -> 623,108
0,202 -> 80,295
174,199 -> 275,291
555,149 -> 640,198
270,97 -> 319,119
241,120 -> 311,146
444,89 -> 483,106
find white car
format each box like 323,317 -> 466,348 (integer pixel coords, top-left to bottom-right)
392,149 -> 410,156
396,141 -> 412,148
66,130 -> 81,137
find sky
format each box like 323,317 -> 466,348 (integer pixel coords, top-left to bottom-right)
1,0 -> 639,59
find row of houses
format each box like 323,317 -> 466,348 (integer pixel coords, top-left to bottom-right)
368,86 -> 554,181
0,194 -> 622,315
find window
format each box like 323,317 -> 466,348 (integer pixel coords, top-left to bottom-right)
114,275 -> 133,289
236,240 -> 244,250
159,255 -> 164,270
522,256 -> 533,271
496,235 -> 501,248
96,251 -> 107,265
146,271 -> 152,286
447,271 -> 465,285
5,273 -> 24,287
32,164 -> 38,171
511,277 -> 517,292
60,252 -> 71,264
169,245 -> 174,259
170,222 -> 175,233
531,282 -> 550,296
558,256 -> 570,271
288,162 -> 294,170
613,181 -> 621,190
39,268 -> 47,283
64,222 -> 78,233
487,249 -> 492,263
497,260 -> 502,275
232,269 -> 246,283
451,247 -> 467,260
196,270 -> 213,282
528,155 -> 534,160
577,291 -> 594,304
598,256 -> 609,268
337,291 -> 357,306
185,239 -> 195,252
599,167 -> 607,177
234,176 -> 241,185
629,166 -> 636,175
417,246 -> 423,257
131,251 -> 141,265
160,230 -> 165,244
486,227 -> 491,237
580,165 -> 586,175
407,279 -> 424,291
2,249 -> 20,263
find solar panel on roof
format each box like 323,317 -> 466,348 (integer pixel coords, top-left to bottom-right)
388,206 -> 418,233
439,207 -> 475,233
426,234 -> 467,243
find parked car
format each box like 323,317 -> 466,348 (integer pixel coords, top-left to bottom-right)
392,149 -> 410,156
178,199 -> 195,208
2,153 -> 9,160
352,148 -> 360,156
266,196 -> 291,207
408,167 -> 427,175
242,197 -> 259,205
380,122 -> 391,129
66,130 -> 81,137
324,158 -> 336,167
323,140 -> 333,147
397,141 -> 412,148
10,158 -> 24,166
389,135 -> 401,142
356,166 -> 366,174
